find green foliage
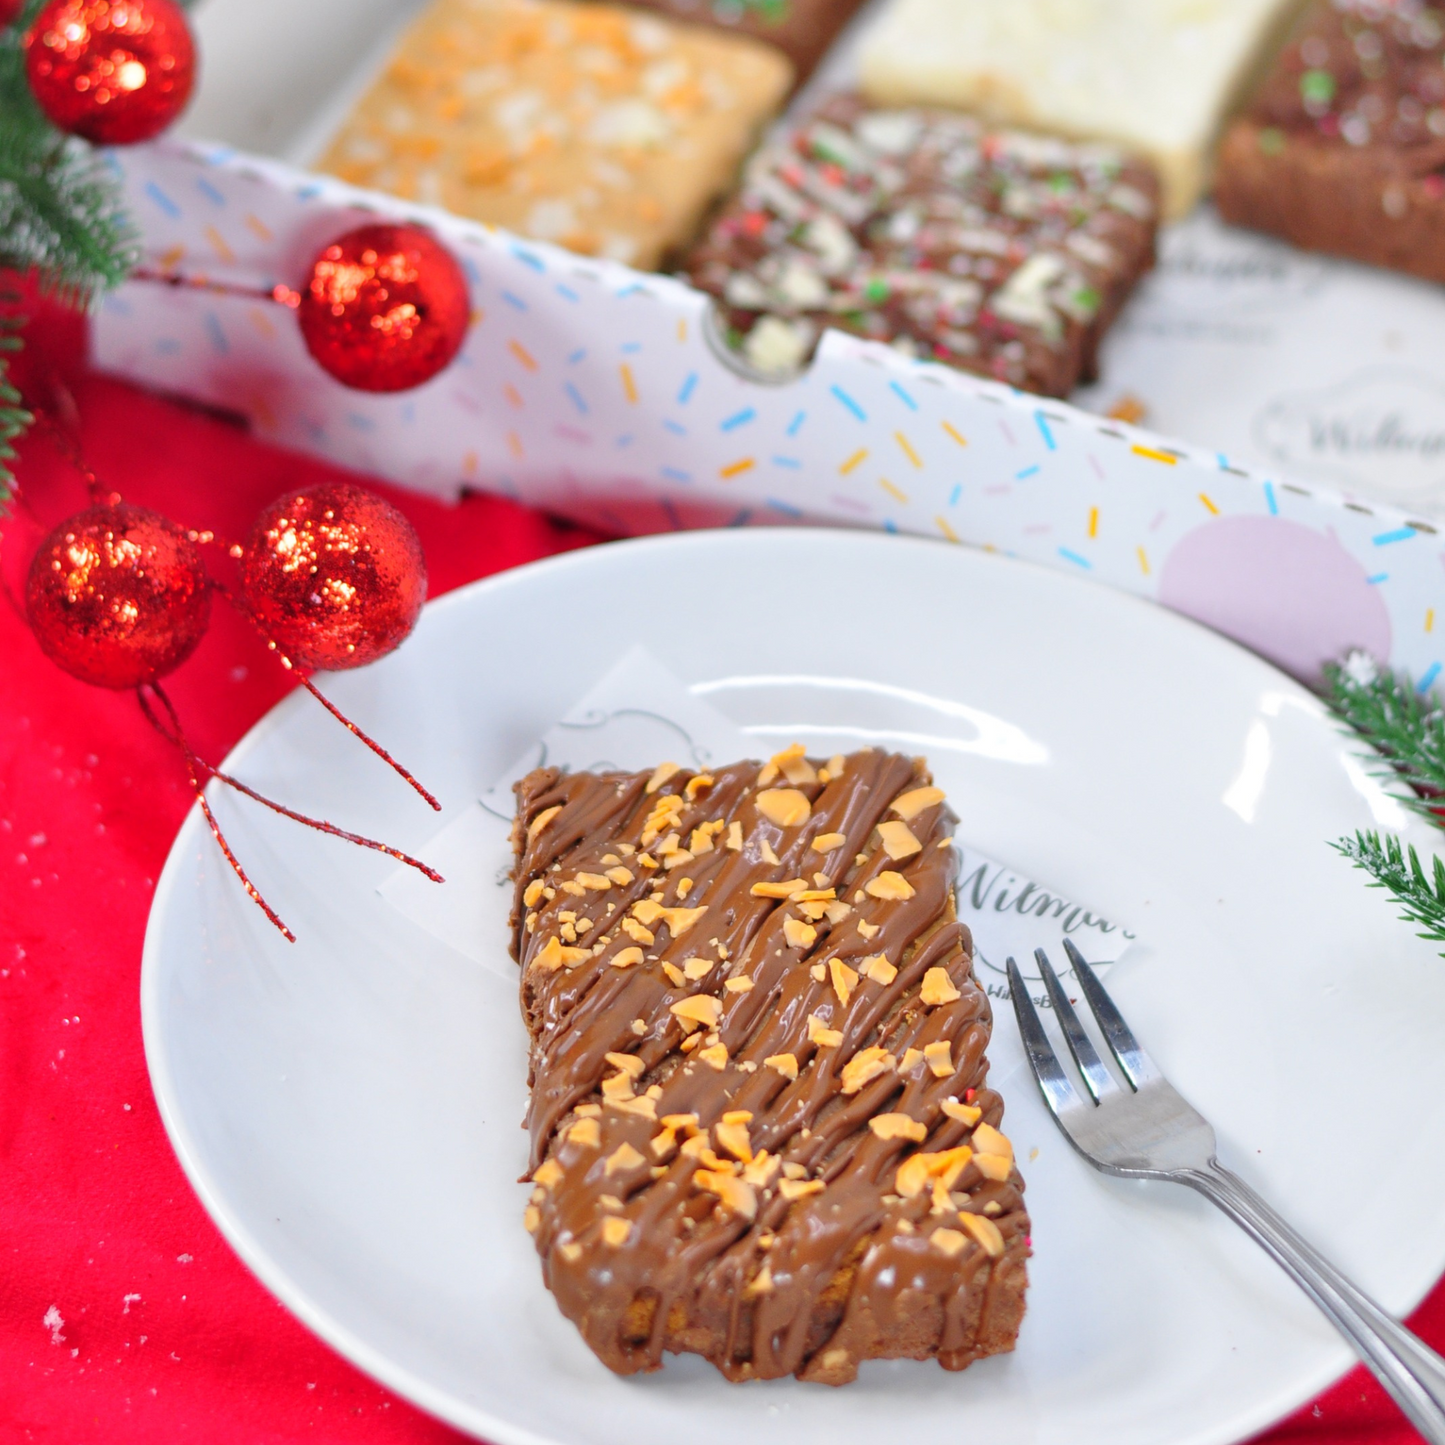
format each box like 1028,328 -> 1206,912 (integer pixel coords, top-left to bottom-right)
1333,830 -> 1445,949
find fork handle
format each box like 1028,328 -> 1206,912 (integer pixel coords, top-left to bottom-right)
1181,1164 -> 1445,1443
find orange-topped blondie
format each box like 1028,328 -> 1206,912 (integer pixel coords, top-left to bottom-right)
316,0 -> 793,269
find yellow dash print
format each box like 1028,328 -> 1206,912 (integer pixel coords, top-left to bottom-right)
1198,493 -> 1220,515
1132,444 -> 1177,465
244,213 -> 273,243
720,458 -> 755,479
619,363 -> 638,404
894,431 -> 923,469
935,515 -> 960,543
204,225 -> 234,264
878,478 -> 909,504
507,431 -> 525,460
508,339 -> 538,371
248,307 -> 276,339
941,421 -> 968,447
1088,507 -> 1099,539
1137,546 -> 1150,576
839,447 -> 868,475
1428,609 -> 1436,634
158,243 -> 185,271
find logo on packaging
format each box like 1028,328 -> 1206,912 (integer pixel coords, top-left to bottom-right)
1253,367 -> 1445,511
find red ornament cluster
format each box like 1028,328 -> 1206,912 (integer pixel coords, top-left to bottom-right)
25,0 -> 196,146
26,501 -> 210,689
297,224 -> 471,393
241,482 -> 428,671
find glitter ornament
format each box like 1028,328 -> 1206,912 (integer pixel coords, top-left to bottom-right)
297,224 -> 470,392
25,501 -> 211,689
25,0 -> 196,146
240,482 -> 427,672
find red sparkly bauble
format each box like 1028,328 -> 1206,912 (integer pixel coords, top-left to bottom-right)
240,483 -> 427,672
26,502 -> 211,689
25,0 -> 196,146
297,224 -> 470,393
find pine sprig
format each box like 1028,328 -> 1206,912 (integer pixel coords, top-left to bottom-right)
1333,830 -> 1445,948
1322,652 -> 1445,821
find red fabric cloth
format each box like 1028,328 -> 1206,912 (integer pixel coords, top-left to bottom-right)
0,297 -> 1439,1443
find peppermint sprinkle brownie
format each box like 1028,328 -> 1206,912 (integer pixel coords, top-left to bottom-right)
681,94 -> 1160,395
510,746 -> 1030,1384
1215,0 -> 1445,284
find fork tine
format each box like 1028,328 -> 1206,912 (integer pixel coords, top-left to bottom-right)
1034,948 -> 1117,1102
1061,938 -> 1158,1089
1006,957 -> 1084,1119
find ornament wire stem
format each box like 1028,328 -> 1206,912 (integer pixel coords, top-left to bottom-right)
138,682 -> 444,940
298,673 -> 442,811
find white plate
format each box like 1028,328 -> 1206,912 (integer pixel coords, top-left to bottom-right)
143,529 -> 1445,1445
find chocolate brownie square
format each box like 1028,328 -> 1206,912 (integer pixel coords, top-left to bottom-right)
681,94 -> 1161,396
1216,0 -> 1445,284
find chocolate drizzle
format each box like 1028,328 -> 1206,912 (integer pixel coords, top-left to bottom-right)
510,748 -> 1029,1384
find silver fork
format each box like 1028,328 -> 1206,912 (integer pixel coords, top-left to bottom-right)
1007,939 -> 1445,1443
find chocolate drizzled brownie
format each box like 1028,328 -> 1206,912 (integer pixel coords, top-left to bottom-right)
681,94 -> 1160,396
1216,0 -> 1445,283
510,746 -> 1029,1385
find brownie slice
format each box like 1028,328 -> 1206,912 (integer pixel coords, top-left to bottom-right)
510,746 -> 1030,1385
1215,0 -> 1445,284
619,0 -> 868,86
681,94 -> 1160,396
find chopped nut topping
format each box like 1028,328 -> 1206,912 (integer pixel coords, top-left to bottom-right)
603,1051 -> 646,1079
527,805 -> 562,840
958,1210 -> 1006,1258
724,975 -> 754,993
765,1052 -> 799,1081
930,1226 -> 967,1258
605,1142 -> 646,1175
865,871 -> 916,901
840,1046 -> 896,1095
682,956 -> 714,981
744,1263 -> 774,1296
830,958 -> 859,1008
860,954 -> 898,985
645,762 -> 682,795
891,786 -> 946,821
751,878 -> 808,900
559,1241 -> 582,1263
566,1117 -> 601,1148
726,820 -> 743,851
923,1040 -> 954,1078
697,1041 -> 729,1070
756,788 -> 812,827
869,1113 -> 928,1143
877,820 -> 923,861
523,878 -> 546,908
856,919 -> 880,940
807,1014 -> 844,1048
811,832 -> 846,853
778,1178 -> 826,1201
715,1118 -> 753,1163
670,995 -> 722,1030
784,917 -> 818,950
661,961 -> 686,987
604,865 -> 634,886
694,1170 -> 757,1220
524,1205 -> 541,1234
533,1158 -> 564,1190
611,945 -> 644,969
921,966 -> 962,1006
601,1215 -> 633,1247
